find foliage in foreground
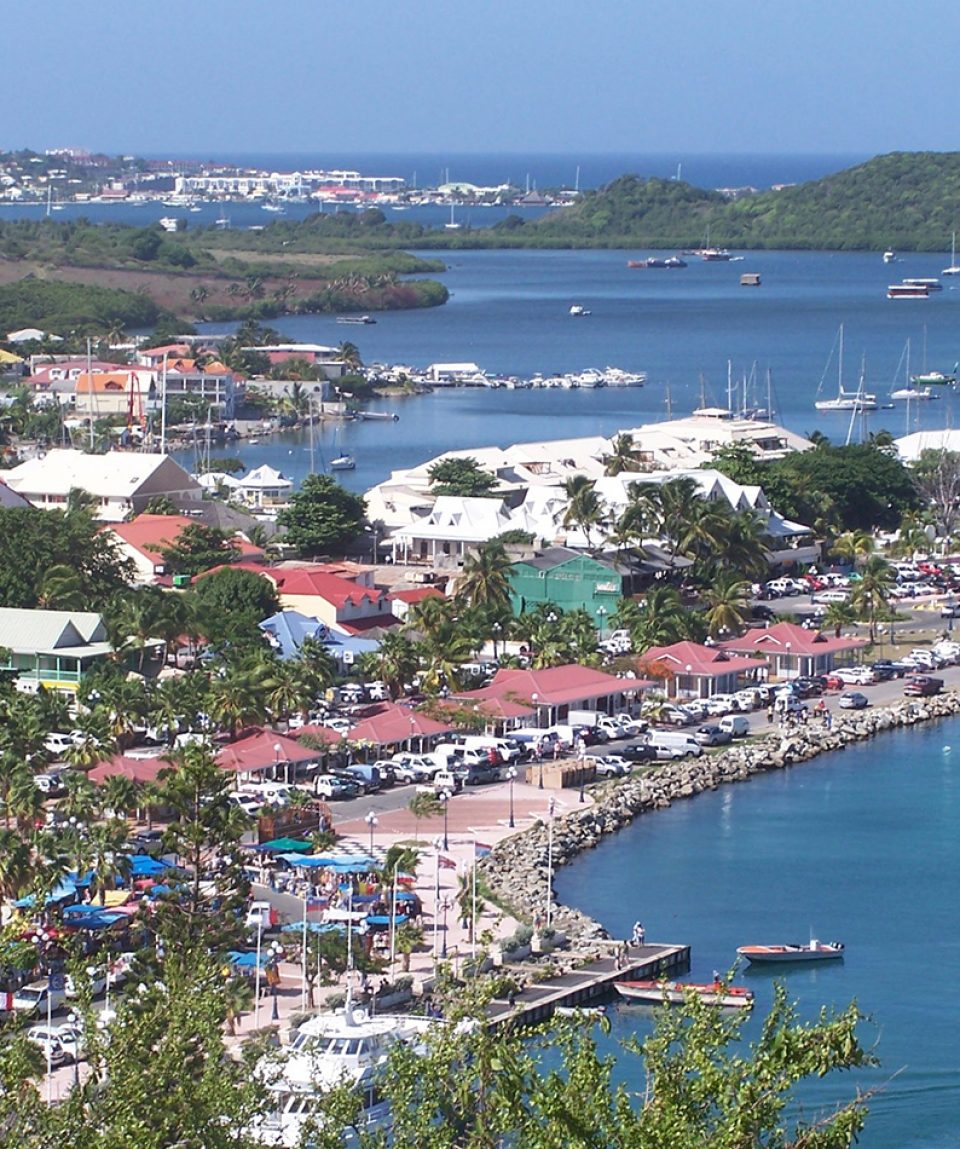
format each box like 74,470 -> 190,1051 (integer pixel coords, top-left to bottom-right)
0,962 -> 875,1148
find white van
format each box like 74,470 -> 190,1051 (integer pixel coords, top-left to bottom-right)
718,714 -> 750,738
645,730 -> 703,759
459,735 -> 522,763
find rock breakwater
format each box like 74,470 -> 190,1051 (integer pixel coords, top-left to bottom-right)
478,692 -> 960,956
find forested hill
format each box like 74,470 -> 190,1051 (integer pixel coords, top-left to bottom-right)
499,152 -> 960,251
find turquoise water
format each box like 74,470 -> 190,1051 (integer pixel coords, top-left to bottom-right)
553,720 -> 960,1148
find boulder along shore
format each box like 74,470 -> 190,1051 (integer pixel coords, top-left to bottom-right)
477,692 -> 960,957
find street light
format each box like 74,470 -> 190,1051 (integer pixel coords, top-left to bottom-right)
596,605 -> 608,640
545,795 -> 557,929
67,1011 -> 79,1088
273,742 -> 283,783
364,810 -> 378,853
785,641 -> 792,680
438,789 -> 452,851
492,621 -> 502,661
506,766 -> 517,828
685,663 -> 693,701
268,942 -> 283,1022
440,894 -> 452,958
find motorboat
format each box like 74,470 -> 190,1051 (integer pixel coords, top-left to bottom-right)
903,277 -> 943,292
700,247 -> 733,261
888,283 -> 929,299
614,979 -> 754,1009
883,249 -> 897,263
251,1003 -> 443,1146
910,370 -> 956,386
736,939 -> 844,964
891,386 -> 937,401
569,304 -> 591,317
337,315 -> 376,325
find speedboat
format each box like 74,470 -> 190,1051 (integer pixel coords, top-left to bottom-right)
891,386 -> 938,401
883,250 -> 896,263
736,939 -> 844,964
569,304 -> 591,317
251,1004 -> 443,1146
615,979 -> 754,1009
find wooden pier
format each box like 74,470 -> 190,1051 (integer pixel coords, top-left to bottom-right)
485,942 -> 690,1028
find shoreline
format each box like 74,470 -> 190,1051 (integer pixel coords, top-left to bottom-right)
478,690 -> 960,958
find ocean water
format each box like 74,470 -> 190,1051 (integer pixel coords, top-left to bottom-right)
553,720 -> 960,1149
177,246 -> 960,492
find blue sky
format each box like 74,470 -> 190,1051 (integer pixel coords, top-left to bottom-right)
14,1 -> 960,156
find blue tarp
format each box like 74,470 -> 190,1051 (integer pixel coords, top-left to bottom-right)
61,905 -> 128,931
226,950 -> 270,969
13,879 -> 77,908
280,921 -> 347,935
127,854 -> 168,877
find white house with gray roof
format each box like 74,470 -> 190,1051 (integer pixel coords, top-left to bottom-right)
0,449 -> 202,521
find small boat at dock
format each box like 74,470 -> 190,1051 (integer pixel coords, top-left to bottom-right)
736,940 -> 844,965
615,979 -> 754,1009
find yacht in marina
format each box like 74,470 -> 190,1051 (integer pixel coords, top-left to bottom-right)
814,326 -> 878,412
250,1004 -> 446,1146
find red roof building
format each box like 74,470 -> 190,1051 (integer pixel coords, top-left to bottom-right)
639,641 -> 768,700
454,664 -> 650,727
720,622 -> 867,679
104,514 -> 264,585
344,703 -> 456,751
388,586 -> 445,622
216,729 -> 322,781
89,754 -> 172,785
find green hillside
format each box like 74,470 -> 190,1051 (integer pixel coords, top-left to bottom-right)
524,152 -> 960,251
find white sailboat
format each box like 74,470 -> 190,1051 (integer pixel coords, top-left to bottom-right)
943,231 -> 960,276
444,204 -> 462,231
814,325 -> 878,412
890,338 -> 938,402
328,422 -> 355,471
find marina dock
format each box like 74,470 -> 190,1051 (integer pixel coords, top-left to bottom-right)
485,942 -> 690,1028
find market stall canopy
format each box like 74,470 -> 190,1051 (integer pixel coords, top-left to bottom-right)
257,837 -> 313,854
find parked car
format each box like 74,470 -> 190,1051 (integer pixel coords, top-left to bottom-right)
838,691 -> 869,710
904,675 -> 943,697
694,723 -> 733,747
619,742 -> 658,763
585,755 -> 630,777
813,589 -> 851,605
65,969 -> 107,999
314,774 -> 362,801
13,981 -> 66,1016
245,901 -> 280,934
129,829 -> 165,857
25,1028 -> 71,1067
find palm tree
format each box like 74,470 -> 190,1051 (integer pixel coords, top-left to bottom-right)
454,541 -> 513,613
821,601 -> 858,639
601,433 -> 644,476
395,921 -> 424,973
408,793 -> 441,844
357,632 -> 419,701
455,872 -> 486,944
37,563 -> 87,610
337,341 -> 363,371
98,774 -> 140,821
264,658 -> 316,726
850,556 -> 894,641
0,828 -> 31,901
562,475 -> 607,551
832,529 -> 875,570
86,819 -> 132,904
631,586 -> 698,650
702,572 -> 751,637
222,975 -> 254,1036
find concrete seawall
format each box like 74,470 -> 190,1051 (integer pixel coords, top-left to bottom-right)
478,691 -> 960,955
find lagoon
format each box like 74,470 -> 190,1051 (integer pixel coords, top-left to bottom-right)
554,719 -> 960,1149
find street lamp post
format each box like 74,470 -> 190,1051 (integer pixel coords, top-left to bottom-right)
268,942 -> 282,1022
492,621 -> 502,661
546,795 -> 556,929
67,1010 -> 79,1088
439,789 -> 452,851
364,811 -> 378,854
579,762 -> 585,804
506,766 -> 517,828
785,642 -> 792,680
440,895 -> 452,958
273,741 -> 284,783
254,919 -> 264,1030
596,605 -> 608,640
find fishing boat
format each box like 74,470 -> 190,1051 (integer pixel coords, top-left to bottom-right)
944,231 -> 960,276
615,979 -> 754,1009
814,327 -> 877,411
736,939 -> 844,964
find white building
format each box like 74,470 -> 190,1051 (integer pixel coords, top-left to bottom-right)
894,429 -> 960,463
1,450 -> 202,521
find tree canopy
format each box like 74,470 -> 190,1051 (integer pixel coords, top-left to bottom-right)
427,456 -> 499,498
277,473 -> 367,555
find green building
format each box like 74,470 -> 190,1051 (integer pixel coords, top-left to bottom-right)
0,608 -> 114,693
508,547 -> 622,629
